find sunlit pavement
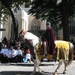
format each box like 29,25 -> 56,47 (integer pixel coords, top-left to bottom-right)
0,61 -> 75,75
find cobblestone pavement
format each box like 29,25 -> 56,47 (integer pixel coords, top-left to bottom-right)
0,61 -> 75,75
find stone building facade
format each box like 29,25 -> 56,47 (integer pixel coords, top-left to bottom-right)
0,8 -> 46,41
0,7 -> 75,42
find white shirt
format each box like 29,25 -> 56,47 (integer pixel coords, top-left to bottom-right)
0,48 -> 9,57
16,49 -> 22,56
8,49 -> 17,58
25,54 -> 31,59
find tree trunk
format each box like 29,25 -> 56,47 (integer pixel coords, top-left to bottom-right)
8,8 -> 18,40
1,0 -> 18,40
62,0 -> 69,41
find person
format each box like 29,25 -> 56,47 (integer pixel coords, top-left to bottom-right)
2,37 -> 8,45
8,38 -> 16,48
0,44 -> 9,63
15,46 -> 23,62
41,22 -> 55,56
23,48 -> 32,63
8,46 -> 17,63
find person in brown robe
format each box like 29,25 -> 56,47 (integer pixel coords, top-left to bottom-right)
41,22 -> 55,55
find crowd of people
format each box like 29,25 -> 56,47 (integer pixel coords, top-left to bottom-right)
0,37 -> 32,63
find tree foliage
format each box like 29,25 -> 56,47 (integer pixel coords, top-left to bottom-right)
28,0 -> 75,40
29,0 -> 75,25
0,0 -> 31,39
0,0 -> 31,21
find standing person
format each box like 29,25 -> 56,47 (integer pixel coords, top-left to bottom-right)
41,22 -> 55,56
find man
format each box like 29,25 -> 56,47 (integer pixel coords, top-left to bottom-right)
41,22 -> 55,56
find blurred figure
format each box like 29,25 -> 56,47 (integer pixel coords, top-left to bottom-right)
0,44 -> 9,63
16,46 -> 23,63
8,46 -> 17,63
23,48 -> 32,63
8,38 -> 16,48
2,37 -> 8,45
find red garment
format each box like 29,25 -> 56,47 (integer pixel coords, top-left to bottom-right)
26,49 -> 30,54
42,28 -> 55,55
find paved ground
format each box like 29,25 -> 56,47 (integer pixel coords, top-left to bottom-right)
0,61 -> 75,75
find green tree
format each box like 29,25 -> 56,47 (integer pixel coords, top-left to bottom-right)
28,0 -> 75,41
0,0 -> 31,39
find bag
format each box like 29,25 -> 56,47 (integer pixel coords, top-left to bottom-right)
23,57 -> 26,63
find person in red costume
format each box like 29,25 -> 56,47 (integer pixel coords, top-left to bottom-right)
41,22 -> 55,56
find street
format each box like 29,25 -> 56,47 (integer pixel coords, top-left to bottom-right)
0,61 -> 75,75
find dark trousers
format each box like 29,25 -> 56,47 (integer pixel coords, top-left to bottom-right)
8,57 -> 15,63
8,55 -> 23,63
0,54 -> 8,63
15,55 -> 23,63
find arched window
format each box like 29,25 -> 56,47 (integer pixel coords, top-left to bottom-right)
52,25 -> 58,36
31,19 -> 40,30
69,18 -> 75,36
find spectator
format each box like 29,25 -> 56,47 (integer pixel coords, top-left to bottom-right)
8,46 -> 17,63
2,37 -> 8,45
0,44 -> 9,63
8,38 -> 16,48
15,41 -> 21,49
23,48 -> 32,63
16,46 -> 23,63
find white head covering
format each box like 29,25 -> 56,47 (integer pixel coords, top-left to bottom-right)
46,22 -> 51,27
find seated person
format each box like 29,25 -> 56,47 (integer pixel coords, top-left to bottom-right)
0,44 -> 9,63
15,46 -> 23,62
8,45 -> 17,63
23,48 -> 32,63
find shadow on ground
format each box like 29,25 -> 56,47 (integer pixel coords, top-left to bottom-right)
0,71 -> 53,75
9,63 -> 55,66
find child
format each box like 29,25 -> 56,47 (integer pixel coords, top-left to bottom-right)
23,48 -> 32,63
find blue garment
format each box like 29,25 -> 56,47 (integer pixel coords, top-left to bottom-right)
23,57 -> 27,63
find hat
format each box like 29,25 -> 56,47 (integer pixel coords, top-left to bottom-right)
46,22 -> 51,27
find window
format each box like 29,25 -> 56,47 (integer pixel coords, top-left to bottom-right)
31,19 -> 40,30
69,18 -> 75,36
